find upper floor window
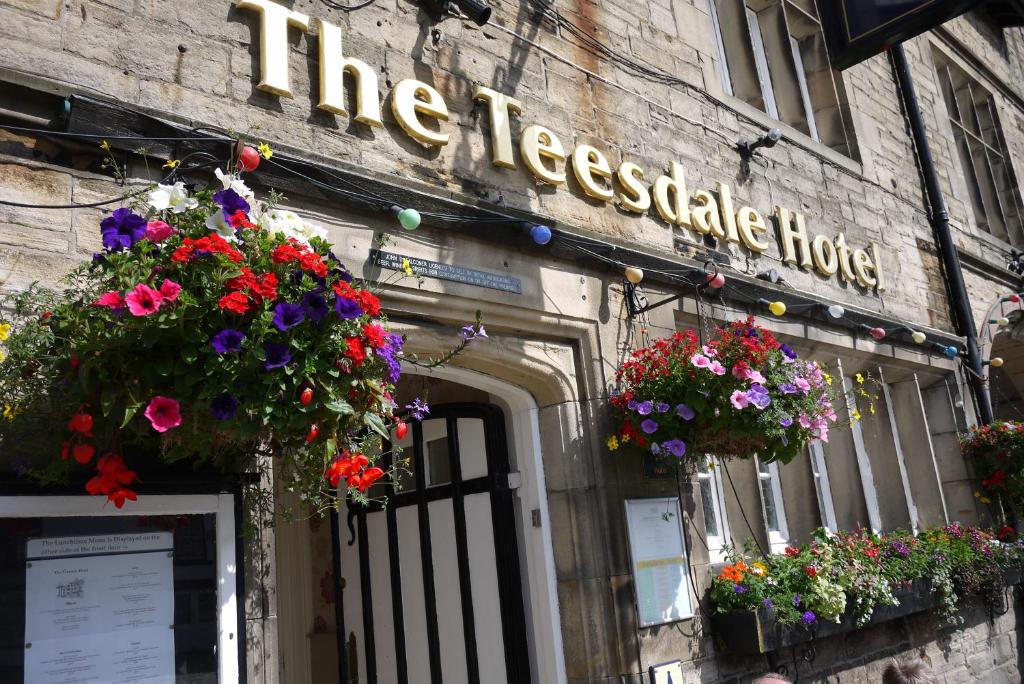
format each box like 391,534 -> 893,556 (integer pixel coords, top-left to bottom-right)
934,53 -> 1024,245
755,457 -> 789,552
697,457 -> 731,563
709,0 -> 854,156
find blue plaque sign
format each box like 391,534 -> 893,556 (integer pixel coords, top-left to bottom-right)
371,250 -> 522,294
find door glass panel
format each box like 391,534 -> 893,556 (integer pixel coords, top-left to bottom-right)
367,511 -> 398,684
456,418 -> 489,480
464,492 -> 508,683
421,419 -> 451,487
396,506 -> 429,673
428,499 -> 469,683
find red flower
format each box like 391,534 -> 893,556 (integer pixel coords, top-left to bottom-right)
356,290 -> 381,317
326,452 -> 369,487
228,209 -> 257,230
864,545 -> 879,559
272,244 -> 302,264
333,281 -> 357,300
362,323 -> 388,349
348,466 -> 385,492
344,337 -> 366,366
72,443 -> 96,464
85,453 -> 139,508
298,251 -> 328,277
251,273 -> 278,303
784,546 -> 800,557
218,291 -> 251,314
804,566 -> 817,578
68,412 -> 94,437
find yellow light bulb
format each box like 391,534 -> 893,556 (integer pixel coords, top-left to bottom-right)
991,357 -> 1005,368
624,266 -> 644,284
768,300 -> 786,316
911,331 -> 926,344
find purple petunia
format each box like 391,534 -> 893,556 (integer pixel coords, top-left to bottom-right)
663,439 -> 687,458
762,598 -> 774,609
650,442 -> 661,455
780,416 -> 793,428
213,188 -> 250,218
636,400 -> 654,416
780,343 -> 798,360
626,399 -> 638,411
676,403 -> 695,421
263,341 -> 292,370
746,384 -> 771,410
459,324 -> 488,342
734,584 -> 747,594
100,208 -> 147,251
406,398 -> 430,421
641,418 -> 658,434
210,392 -> 239,420
211,329 -> 246,354
792,594 -> 802,607
335,295 -> 363,320
655,402 -> 670,413
780,383 -> 798,394
272,302 -> 305,331
801,611 -> 816,626
301,291 -> 330,322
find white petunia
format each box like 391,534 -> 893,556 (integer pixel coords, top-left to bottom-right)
214,168 -> 254,199
148,182 -> 197,213
205,210 -> 237,241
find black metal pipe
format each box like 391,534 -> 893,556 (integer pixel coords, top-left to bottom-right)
890,43 -> 994,425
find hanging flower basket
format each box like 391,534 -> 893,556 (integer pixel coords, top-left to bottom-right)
608,317 -> 837,464
0,157 -> 477,514
960,420 -> 1024,522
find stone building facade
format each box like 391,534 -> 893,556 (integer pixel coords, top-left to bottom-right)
2,0 -> 1024,683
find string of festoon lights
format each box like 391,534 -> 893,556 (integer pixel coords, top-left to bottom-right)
0,120 -> 1004,369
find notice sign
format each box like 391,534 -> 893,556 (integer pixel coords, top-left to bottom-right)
624,498 -> 692,627
371,249 -> 523,294
24,532 -> 175,684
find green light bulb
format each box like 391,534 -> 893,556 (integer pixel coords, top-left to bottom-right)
397,208 -> 421,230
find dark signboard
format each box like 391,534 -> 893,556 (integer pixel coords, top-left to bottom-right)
821,0 -> 980,69
371,249 -> 523,294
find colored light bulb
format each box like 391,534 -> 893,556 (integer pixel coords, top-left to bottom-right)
869,327 -> 886,341
996,317 -> 1010,326
397,208 -> 421,230
991,357 -> 1005,368
768,301 -> 786,316
826,304 -> 845,319
1011,294 -> 1021,303
943,345 -> 959,359
911,331 -> 927,344
530,224 -> 552,245
624,266 -> 644,284
706,272 -> 726,289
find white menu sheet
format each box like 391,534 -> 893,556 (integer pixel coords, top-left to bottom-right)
624,498 -> 693,626
24,532 -> 176,684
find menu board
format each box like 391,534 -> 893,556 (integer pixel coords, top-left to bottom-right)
624,498 -> 692,627
24,532 -> 176,684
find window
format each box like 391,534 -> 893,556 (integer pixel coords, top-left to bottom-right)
934,53 -> 1024,245
808,442 -> 837,531
696,457 -> 731,562
709,0 -> 853,155
755,457 -> 789,552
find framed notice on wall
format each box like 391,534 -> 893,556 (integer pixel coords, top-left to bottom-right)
24,532 -> 176,683
623,498 -> 693,627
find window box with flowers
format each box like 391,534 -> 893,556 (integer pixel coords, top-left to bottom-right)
960,420 -> 1024,526
608,318 -> 837,465
708,525 -> 1024,655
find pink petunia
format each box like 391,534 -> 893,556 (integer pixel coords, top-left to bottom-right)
730,390 -> 749,409
691,354 -> 711,369
159,279 -> 182,302
125,284 -> 164,316
799,414 -> 812,428
94,291 -> 126,309
145,220 -> 175,243
144,395 -> 182,432
746,369 -> 767,384
709,361 -> 727,376
794,377 -> 811,394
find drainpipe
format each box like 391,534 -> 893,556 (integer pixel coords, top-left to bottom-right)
889,43 -> 994,425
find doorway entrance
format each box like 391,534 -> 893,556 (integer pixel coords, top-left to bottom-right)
338,403 -> 530,683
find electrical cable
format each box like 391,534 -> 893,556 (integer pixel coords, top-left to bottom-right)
720,460 -> 770,558
320,0 -> 377,9
0,122 -> 225,143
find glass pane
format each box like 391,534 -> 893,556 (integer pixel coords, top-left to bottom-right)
421,419 -> 451,487
699,477 -> 719,537
760,478 -> 780,532
757,458 -> 770,475
456,417 -> 489,480
0,514 -> 219,683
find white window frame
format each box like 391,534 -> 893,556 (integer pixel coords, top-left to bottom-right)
808,441 -> 838,532
755,457 -> 790,553
0,494 -> 240,684
696,457 -> 731,563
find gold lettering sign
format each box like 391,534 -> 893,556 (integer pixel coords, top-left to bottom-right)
235,0 -> 886,292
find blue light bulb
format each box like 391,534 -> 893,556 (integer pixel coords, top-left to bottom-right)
530,224 -> 552,245
943,345 -> 959,359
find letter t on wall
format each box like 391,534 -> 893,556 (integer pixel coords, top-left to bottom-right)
235,0 -> 310,98
473,86 -> 523,169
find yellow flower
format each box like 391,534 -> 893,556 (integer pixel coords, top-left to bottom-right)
981,495 -> 992,504
0,323 -> 9,342
855,373 -> 864,384
824,372 -> 833,386
100,140 -> 110,152
607,436 -> 619,451
0,348 -> 6,363
162,159 -> 180,169
869,404 -> 876,415
2,403 -> 15,421
401,257 -> 414,277
258,142 -> 273,159
620,433 -> 631,443
851,409 -> 862,421
752,561 -> 768,576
